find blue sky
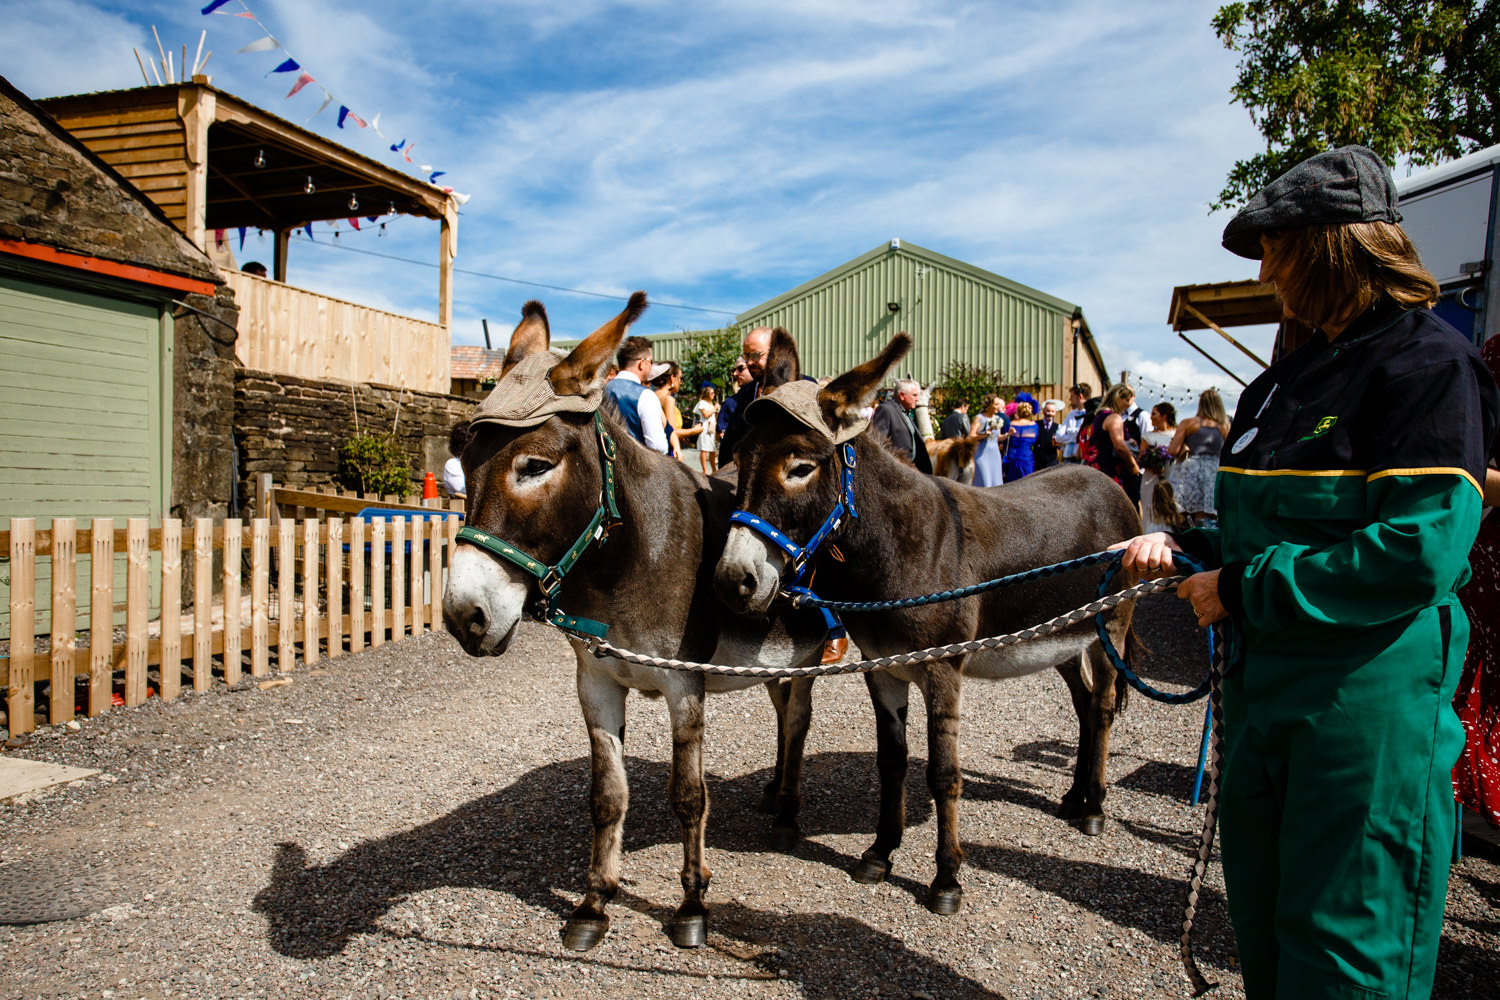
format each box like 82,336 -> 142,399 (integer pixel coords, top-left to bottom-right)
5,0 -> 1285,407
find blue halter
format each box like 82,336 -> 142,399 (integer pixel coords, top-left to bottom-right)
727,441 -> 859,638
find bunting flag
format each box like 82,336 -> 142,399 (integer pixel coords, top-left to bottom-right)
212,0 -> 470,208
214,228 -> 226,248
238,226 -> 247,251
285,72 -> 315,98
303,223 -> 314,240
348,217 -> 360,230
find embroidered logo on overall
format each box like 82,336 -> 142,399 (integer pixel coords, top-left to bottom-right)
1298,415 -> 1338,442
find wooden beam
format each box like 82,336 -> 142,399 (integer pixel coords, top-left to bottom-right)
1177,332 -> 1248,387
206,161 -> 279,227
1180,301 -> 1269,369
0,237 -> 216,297
274,228 -> 289,282
439,199 -> 456,331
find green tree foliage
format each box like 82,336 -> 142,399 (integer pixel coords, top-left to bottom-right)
928,361 -> 1035,419
681,326 -> 743,414
1212,1 -> 1500,210
339,433 -> 413,496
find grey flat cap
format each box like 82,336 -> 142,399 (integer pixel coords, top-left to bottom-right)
1222,145 -> 1402,259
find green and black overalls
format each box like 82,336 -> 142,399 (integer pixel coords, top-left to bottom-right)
1175,301 -> 1499,999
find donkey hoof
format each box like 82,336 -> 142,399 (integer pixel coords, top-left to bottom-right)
852,855 -> 892,884
757,790 -> 779,814
671,913 -> 708,948
1056,799 -> 1086,820
926,886 -> 963,915
562,916 -> 609,951
1074,815 -> 1107,837
771,825 -> 800,853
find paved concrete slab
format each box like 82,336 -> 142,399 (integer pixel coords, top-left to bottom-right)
0,756 -> 99,801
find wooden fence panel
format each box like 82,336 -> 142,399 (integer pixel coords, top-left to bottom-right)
277,520 -> 294,670
7,519 -> 35,736
50,518 -> 76,725
193,519 -> 212,692
349,518 -> 365,654
428,516 -> 442,633
409,517 -> 424,636
251,519 -> 269,677
125,519 -> 148,706
327,518 -> 344,658
159,519 -> 182,701
390,518 -> 405,642
370,519 -> 386,648
89,518 -> 113,716
302,518 -> 319,666
224,519 -> 242,687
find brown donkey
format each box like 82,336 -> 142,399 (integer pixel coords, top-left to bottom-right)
714,333 -> 1140,915
443,295 -> 826,952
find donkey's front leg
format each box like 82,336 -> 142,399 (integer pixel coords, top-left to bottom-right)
768,677 -> 813,851
563,658 -> 629,952
854,670 -> 910,885
664,672 -> 711,947
919,659 -> 966,914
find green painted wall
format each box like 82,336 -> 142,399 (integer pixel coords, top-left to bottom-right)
1,274 -> 169,638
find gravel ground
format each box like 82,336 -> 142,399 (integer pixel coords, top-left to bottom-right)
1,597 -> 1495,1000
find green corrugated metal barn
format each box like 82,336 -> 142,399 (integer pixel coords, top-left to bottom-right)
733,240 -> 1108,395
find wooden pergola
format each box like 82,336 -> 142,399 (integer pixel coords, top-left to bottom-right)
39,80 -> 457,329
1168,279 -> 1313,383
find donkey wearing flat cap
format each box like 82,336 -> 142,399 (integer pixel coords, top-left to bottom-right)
443,295 -> 827,952
715,332 -> 1140,915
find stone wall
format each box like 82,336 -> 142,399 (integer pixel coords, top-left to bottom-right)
234,369 -> 475,514
172,286 -> 240,523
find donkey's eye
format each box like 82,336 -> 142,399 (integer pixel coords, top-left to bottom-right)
516,458 -> 555,480
787,462 -> 817,480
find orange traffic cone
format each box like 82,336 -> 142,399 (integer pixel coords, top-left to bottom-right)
422,471 -> 439,500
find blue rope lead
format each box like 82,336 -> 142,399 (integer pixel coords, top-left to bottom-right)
1093,552 -> 1218,705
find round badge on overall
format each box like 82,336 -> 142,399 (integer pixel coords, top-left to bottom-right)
1230,427 -> 1258,455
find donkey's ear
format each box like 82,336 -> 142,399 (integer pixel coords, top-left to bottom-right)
761,327 -> 801,390
549,292 -> 649,397
500,300 -> 551,378
818,333 -> 912,430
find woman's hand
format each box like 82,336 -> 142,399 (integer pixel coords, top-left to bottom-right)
1177,570 -> 1226,627
1109,532 -> 1182,578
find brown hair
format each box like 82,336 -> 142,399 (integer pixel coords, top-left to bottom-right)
1013,402 -> 1034,420
1196,388 -> 1228,428
617,335 -> 653,369
1152,481 -> 1191,531
1261,221 -> 1439,330
1101,383 -> 1134,413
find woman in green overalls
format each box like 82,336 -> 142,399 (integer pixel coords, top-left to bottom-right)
1119,146 -> 1499,999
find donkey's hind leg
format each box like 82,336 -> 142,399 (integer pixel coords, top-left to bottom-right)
664,672 -> 712,948
1055,642 -> 1119,836
768,677 -> 813,851
564,659 -> 630,952
854,670 -> 910,886
918,659 -> 966,915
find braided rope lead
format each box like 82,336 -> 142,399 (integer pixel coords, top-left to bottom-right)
787,549 -> 1121,612
1180,623 -> 1227,996
587,575 -> 1184,677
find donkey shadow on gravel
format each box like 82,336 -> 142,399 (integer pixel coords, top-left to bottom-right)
252,751 -> 941,961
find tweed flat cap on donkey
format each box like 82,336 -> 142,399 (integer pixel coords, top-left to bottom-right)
1221,144 -> 1402,260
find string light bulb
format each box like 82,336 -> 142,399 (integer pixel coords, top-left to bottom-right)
304,176 -> 316,195
348,193 -> 359,211
254,149 -> 266,168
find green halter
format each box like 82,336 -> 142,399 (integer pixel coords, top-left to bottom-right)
455,411 -> 622,639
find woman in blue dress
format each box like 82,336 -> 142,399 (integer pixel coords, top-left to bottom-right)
1003,401 -> 1038,481
971,393 -> 1010,487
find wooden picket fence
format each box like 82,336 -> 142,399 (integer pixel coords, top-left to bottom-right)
2,512 -> 461,739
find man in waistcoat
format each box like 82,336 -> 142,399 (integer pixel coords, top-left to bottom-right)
604,335 -> 669,454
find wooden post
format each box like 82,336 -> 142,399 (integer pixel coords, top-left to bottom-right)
274,228 -> 290,283
278,520 -> 295,670
251,519 -> 269,677
160,518 -> 182,701
224,519 -> 243,687
369,518 -> 386,648
390,517 -> 406,641
193,519 -> 213,692
327,518 -> 344,658
409,516 -> 425,636
125,519 -> 149,706
50,518 -> 77,725
439,199 -> 457,333
1180,301 -> 1269,369
89,518 -> 114,715
428,515 -> 442,633
302,518 -> 319,665
178,85 -> 216,251
7,519 -> 35,736
257,473 -> 275,523
349,518 -> 365,654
